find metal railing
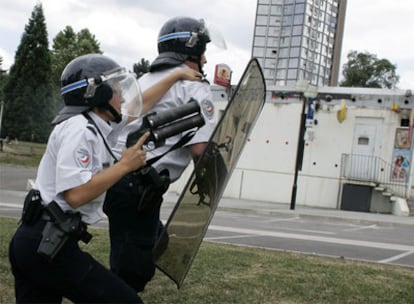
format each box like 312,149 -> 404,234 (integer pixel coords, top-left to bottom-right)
340,153 -> 409,198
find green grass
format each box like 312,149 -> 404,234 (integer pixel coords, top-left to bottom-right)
1,217 -> 414,304
0,141 -> 45,167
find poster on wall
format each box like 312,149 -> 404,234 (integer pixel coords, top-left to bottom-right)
391,128 -> 412,182
394,128 -> 411,149
391,148 -> 411,182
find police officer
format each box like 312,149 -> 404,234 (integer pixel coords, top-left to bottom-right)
8,53 -> 201,304
104,16 -> 217,292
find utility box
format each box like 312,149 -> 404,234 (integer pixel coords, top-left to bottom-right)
340,183 -> 372,212
370,190 -> 392,213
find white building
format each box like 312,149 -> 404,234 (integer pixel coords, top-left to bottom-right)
170,84 -> 413,216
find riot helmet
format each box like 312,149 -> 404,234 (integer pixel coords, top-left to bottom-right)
52,53 -> 142,125
150,17 -> 211,73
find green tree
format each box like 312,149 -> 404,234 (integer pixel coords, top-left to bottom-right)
133,58 -> 150,78
2,4 -> 54,143
51,26 -> 101,87
0,56 -> 8,101
340,51 -> 399,88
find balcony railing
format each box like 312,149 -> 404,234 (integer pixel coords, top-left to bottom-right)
340,153 -> 409,198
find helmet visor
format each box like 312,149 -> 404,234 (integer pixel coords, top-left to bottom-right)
104,68 -> 143,118
205,21 -> 227,50
60,66 -> 143,119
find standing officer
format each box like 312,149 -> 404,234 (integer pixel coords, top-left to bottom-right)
104,16 -> 217,292
8,53 -> 202,304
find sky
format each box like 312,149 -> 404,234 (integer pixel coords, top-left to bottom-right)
0,0 -> 413,88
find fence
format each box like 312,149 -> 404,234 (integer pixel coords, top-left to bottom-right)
340,153 -> 409,198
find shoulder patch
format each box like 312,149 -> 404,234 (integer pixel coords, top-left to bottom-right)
75,148 -> 91,168
201,99 -> 215,120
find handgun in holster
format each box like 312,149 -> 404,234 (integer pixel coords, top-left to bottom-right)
37,201 -> 92,261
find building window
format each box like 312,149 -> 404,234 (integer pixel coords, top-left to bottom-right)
294,15 -> 304,25
358,137 -> 369,146
270,27 -> 281,36
278,47 -> 289,57
256,15 -> 269,26
264,69 -> 275,79
289,58 -> 299,68
281,26 -> 291,35
291,36 -> 301,46
253,47 -> 264,57
278,58 -> 288,68
268,37 -> 279,46
257,4 -> 270,15
266,48 -> 279,57
295,4 -> 305,14
283,15 -> 293,25
280,37 -> 290,46
271,5 -> 283,15
272,17 -> 282,26
277,69 -> 287,78
254,37 -> 266,47
292,25 -> 303,35
284,5 -> 294,15
255,26 -> 267,36
264,59 -> 276,68
288,69 -> 298,79
290,47 -> 300,57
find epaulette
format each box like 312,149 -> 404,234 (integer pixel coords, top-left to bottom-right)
86,123 -> 97,136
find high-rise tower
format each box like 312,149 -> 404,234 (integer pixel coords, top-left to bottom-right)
252,0 -> 347,87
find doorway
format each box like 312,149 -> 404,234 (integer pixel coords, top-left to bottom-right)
350,117 -> 383,180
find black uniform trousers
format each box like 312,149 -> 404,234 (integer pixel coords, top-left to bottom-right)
8,218 -> 143,303
103,172 -> 164,293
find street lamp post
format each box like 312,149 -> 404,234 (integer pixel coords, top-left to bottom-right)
290,81 -> 317,210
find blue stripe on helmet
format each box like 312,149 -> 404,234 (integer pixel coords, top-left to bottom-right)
60,79 -> 88,95
158,32 -> 191,43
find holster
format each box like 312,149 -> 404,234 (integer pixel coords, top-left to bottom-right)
103,166 -> 170,215
135,166 -> 170,213
37,201 -> 92,261
37,220 -> 68,261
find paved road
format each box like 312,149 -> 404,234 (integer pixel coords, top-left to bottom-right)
2,164 -> 414,268
0,164 -> 37,191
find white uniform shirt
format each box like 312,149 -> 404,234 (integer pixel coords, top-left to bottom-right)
111,64 -> 216,182
35,111 -> 114,225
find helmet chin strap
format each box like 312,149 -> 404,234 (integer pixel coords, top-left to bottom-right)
109,105 -> 122,123
101,104 -> 122,123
